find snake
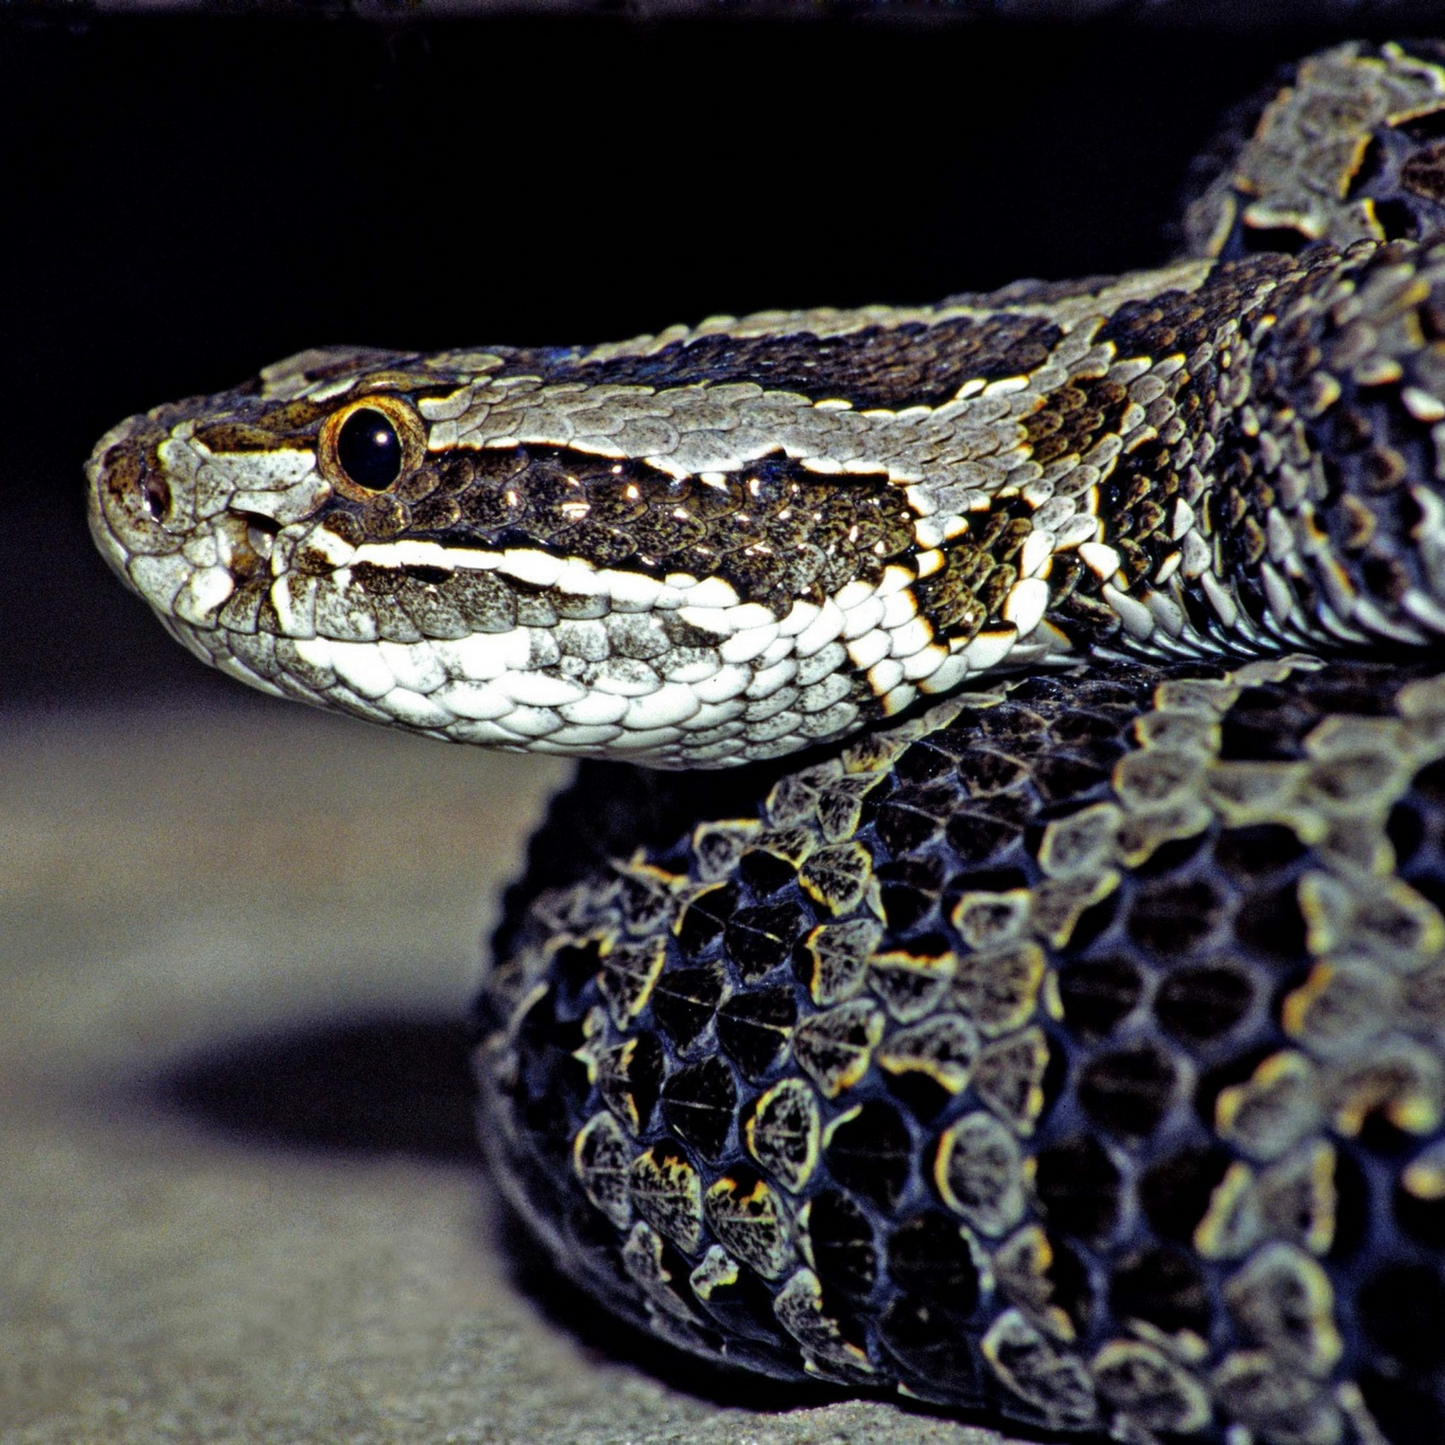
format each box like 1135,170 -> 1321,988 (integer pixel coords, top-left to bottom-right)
83,37 -> 1445,1445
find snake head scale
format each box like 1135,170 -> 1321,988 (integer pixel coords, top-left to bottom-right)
87,326 -> 1102,768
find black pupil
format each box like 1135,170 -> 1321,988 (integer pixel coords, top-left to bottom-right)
336,407 -> 402,490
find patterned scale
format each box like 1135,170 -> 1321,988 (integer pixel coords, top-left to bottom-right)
480,655 -> 1445,1444
79,35 -> 1445,1445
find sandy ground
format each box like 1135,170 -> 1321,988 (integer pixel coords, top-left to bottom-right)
0,701 -> 1017,1444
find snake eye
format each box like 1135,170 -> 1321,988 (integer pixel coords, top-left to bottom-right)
336,407 -> 402,490
319,393 -> 425,500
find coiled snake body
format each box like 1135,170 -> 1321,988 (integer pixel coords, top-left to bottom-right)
87,42 -> 1445,1445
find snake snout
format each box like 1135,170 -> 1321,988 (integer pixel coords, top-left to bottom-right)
85,414 -> 192,570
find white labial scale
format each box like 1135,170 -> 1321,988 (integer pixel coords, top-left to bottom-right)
432,628 -> 534,684
433,680 -> 515,721
888,615 -> 933,660
1019,529 -> 1056,579
499,548 -> 568,589
794,598 -> 847,657
778,600 -> 820,638
841,594 -> 885,640
716,601 -> 777,635
902,644 -> 948,682
1078,542 -> 1121,579
623,683 -> 702,731
832,579 -> 874,610
672,576 -> 739,609
882,680 -> 919,716
693,664 -> 753,704
877,564 -> 915,598
869,657 -> 905,696
559,691 -> 631,726
380,687 -> 456,730
378,639 -> 446,695
351,539 -> 499,572
493,670 -> 589,708
674,604 -> 732,637
719,624 -> 780,664
1152,550 -> 1183,587
846,629 -> 892,672
327,639 -> 399,699
878,590 -> 917,631
495,705 -> 567,740
599,568 -> 667,613
747,658 -> 799,701
1002,577 -> 1050,638
913,518 -> 946,550
921,651 -> 970,695
128,552 -> 193,611
173,565 -> 235,626
960,628 -> 1019,671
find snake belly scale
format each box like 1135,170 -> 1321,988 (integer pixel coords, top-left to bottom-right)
85,40 -> 1445,1445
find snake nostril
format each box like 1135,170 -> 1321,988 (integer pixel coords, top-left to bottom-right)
141,474 -> 171,521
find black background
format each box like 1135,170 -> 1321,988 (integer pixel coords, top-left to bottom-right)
0,5 -> 1424,710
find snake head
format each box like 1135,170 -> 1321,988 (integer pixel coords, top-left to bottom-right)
89,339 -> 1071,766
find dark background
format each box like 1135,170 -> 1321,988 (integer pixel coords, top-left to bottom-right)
2,3 -> 1436,712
